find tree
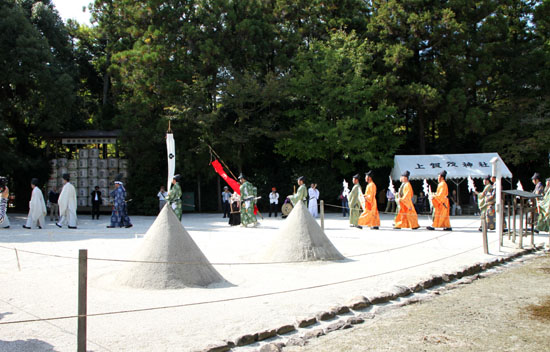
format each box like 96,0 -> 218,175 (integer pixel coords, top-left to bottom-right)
276,31 -> 404,174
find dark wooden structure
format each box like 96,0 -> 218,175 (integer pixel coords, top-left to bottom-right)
502,190 -> 542,249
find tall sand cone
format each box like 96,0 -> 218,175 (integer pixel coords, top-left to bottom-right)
263,200 -> 345,262
117,204 -> 225,289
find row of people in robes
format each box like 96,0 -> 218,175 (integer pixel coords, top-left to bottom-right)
347,170 -> 452,231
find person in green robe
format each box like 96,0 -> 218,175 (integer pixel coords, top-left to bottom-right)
475,175 -> 494,231
239,174 -> 258,227
536,177 -> 550,233
287,176 -> 307,206
166,174 -> 183,220
348,174 -> 364,228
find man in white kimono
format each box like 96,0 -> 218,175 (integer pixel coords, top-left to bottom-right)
308,183 -> 319,218
56,173 -> 78,229
23,178 -> 47,229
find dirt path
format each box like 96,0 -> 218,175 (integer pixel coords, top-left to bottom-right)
285,253 -> 550,352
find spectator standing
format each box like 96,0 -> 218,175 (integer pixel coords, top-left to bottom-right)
157,185 -> 168,212
415,191 -> 427,214
221,186 -> 231,218
340,180 -> 350,217
385,188 -> 396,213
308,183 -> 319,218
48,187 -> 59,221
90,186 -> 102,220
269,187 -> 279,217
450,189 -> 462,215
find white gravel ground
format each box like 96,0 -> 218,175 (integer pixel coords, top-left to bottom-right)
0,211 -> 547,352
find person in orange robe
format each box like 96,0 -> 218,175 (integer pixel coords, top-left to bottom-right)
358,171 -> 380,229
394,170 -> 419,230
427,170 -> 452,231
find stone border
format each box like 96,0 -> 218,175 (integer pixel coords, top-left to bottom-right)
201,245 -> 545,352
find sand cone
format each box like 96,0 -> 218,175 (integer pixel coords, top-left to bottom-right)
262,200 -> 345,262
117,204 -> 225,289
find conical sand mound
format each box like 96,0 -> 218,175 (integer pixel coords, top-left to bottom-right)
263,201 -> 345,262
117,204 -> 225,289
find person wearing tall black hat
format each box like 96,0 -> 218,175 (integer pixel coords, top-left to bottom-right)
239,173 -> 258,227
427,170 -> 452,231
107,175 -> 132,228
23,178 -> 47,229
288,176 -> 307,206
475,175 -> 494,231
166,174 -> 183,220
56,173 -> 78,229
394,170 -> 419,230
348,174 -> 364,228
358,171 -> 380,229
536,177 -> 550,233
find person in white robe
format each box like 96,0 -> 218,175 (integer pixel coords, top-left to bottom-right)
23,178 -> 47,229
56,173 -> 78,229
308,183 -> 319,218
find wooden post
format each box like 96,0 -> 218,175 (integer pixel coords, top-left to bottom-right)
320,200 -> 325,231
507,196 -> 511,240
77,249 -> 88,352
482,218 -> 489,254
518,198 -> 524,249
499,198 -> 504,249
512,197 -> 517,243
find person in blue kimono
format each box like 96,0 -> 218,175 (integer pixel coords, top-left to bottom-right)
107,177 -> 132,228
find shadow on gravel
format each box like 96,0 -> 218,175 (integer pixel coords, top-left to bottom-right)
0,339 -> 57,352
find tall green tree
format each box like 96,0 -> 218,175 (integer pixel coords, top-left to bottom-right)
0,0 -> 83,206
276,31 -> 404,174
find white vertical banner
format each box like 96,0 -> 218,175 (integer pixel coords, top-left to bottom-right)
166,133 -> 176,191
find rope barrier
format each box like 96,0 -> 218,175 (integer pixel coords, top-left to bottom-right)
0,241 -> 495,325
0,222 -> 481,266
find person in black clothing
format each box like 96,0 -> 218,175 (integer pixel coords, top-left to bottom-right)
90,186 -> 102,220
48,187 -> 60,221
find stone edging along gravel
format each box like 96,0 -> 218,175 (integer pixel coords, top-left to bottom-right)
201,245 -> 546,352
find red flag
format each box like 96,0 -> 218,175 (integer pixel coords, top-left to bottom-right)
211,159 -> 240,195
210,159 -> 259,215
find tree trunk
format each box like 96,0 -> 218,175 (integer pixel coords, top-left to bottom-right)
418,111 -> 426,154
197,173 -> 202,212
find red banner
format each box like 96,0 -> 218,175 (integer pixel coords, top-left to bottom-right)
210,159 -> 259,215
211,159 -> 241,195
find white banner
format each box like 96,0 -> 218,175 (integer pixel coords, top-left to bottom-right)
390,153 -> 513,180
166,133 -> 175,191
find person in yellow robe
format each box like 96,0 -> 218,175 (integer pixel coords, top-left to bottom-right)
427,170 -> 452,231
394,170 -> 419,230
358,171 -> 380,229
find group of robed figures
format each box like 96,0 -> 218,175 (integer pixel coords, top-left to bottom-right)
347,170 -> 452,231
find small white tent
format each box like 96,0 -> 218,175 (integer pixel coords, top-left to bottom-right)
390,153 -> 513,180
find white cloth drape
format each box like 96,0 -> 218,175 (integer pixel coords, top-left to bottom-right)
166,133 -> 176,191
